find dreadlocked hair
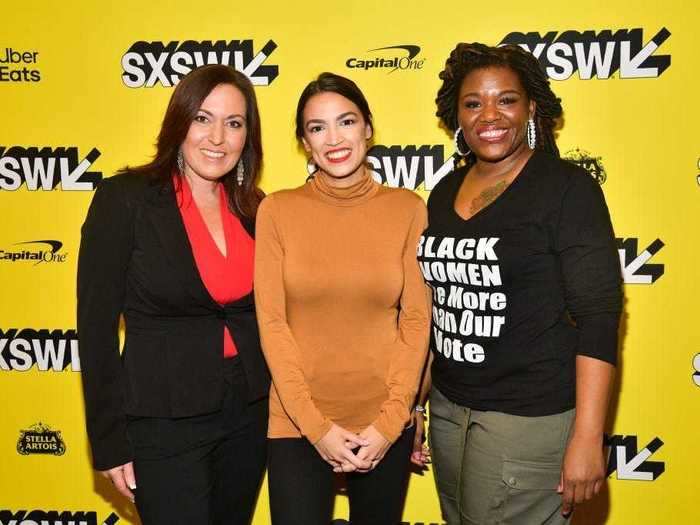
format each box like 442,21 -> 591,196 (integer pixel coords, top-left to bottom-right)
436,42 -> 563,167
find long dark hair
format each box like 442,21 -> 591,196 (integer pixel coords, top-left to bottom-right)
295,72 -> 374,139
436,43 -> 563,168
119,64 -> 264,218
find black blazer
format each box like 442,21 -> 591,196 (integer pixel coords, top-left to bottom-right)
77,173 -> 270,470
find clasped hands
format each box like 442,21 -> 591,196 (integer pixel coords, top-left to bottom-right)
313,423 -> 390,473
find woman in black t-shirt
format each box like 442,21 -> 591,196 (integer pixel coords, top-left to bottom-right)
411,43 -> 622,524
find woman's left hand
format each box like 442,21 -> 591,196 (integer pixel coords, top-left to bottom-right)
558,432 -> 606,517
335,425 -> 391,473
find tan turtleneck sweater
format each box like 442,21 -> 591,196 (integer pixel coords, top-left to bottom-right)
254,173 -> 430,444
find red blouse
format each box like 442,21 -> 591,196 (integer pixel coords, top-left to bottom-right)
175,176 -> 254,357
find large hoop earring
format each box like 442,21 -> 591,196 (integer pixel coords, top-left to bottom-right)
527,118 -> 536,150
236,160 -> 245,186
454,127 -> 470,157
176,149 -> 185,174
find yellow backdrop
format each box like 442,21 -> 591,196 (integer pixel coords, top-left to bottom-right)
2,1 -> 698,523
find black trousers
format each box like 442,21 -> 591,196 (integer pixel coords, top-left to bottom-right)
268,427 -> 414,525
127,358 -> 268,525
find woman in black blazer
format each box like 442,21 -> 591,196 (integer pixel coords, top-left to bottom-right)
77,65 -> 270,525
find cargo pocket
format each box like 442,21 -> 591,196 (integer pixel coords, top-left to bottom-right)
493,459 -> 563,524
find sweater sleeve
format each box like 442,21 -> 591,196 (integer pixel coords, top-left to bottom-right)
254,195 -> 332,444
77,177 -> 134,470
555,172 -> 623,365
371,197 -> 432,442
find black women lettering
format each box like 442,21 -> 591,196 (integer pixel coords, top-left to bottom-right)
419,235 -> 506,364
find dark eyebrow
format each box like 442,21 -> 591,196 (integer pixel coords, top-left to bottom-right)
305,118 -> 326,126
197,108 -> 246,120
305,111 -> 359,127
461,89 -> 521,99
336,111 -> 358,121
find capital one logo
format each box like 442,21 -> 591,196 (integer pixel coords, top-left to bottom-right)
606,434 -> 665,481
616,238 -> 664,284
0,240 -> 67,265
368,145 -> 456,190
500,27 -> 671,80
122,39 -> 279,87
346,45 -> 426,73
0,146 -> 102,191
0,510 -> 119,525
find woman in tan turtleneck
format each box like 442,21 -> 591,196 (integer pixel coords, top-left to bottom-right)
254,73 -> 430,525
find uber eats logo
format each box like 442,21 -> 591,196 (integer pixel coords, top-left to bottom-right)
0,329 -> 80,372
0,146 -> 102,191
367,145 -> 456,190
616,238 -> 664,284
606,434 -> 665,481
0,510 -> 119,525
0,47 -> 41,82
122,39 -> 279,87
500,27 -> 671,80
17,422 -> 66,456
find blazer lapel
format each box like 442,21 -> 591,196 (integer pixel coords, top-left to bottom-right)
144,181 -> 219,309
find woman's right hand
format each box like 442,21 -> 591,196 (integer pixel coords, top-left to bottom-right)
410,411 -> 431,467
313,424 -> 371,472
100,461 -> 136,502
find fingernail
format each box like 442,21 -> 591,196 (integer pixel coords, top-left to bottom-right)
128,483 -> 137,490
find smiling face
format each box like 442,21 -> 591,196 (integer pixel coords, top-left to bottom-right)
301,91 -> 372,186
180,83 -> 247,183
457,66 -> 535,164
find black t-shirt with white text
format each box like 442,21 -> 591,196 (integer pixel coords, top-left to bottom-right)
419,150 -> 622,416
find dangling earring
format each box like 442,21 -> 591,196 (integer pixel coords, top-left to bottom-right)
176,149 -> 185,173
306,158 -> 318,176
236,160 -> 245,186
527,118 -> 536,149
454,127 -> 470,157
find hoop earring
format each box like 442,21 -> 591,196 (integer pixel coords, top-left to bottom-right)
527,118 -> 536,150
236,160 -> 245,186
176,149 -> 185,174
454,127 -> 470,157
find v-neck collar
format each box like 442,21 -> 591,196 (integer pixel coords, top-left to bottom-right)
178,175 -> 230,260
451,150 -> 538,223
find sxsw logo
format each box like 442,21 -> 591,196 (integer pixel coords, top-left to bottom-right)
0,329 -> 80,372
617,238 -> 664,284
122,39 -> 279,87
606,434 -> 665,481
0,146 -> 102,191
500,27 -> 671,80
368,145 -> 456,190
0,510 -> 118,525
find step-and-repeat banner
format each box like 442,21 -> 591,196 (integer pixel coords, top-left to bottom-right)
2,0 -> 698,523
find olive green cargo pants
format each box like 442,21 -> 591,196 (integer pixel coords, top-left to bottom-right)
428,387 -> 575,525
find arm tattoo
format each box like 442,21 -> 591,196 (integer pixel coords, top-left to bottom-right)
470,180 -> 509,215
